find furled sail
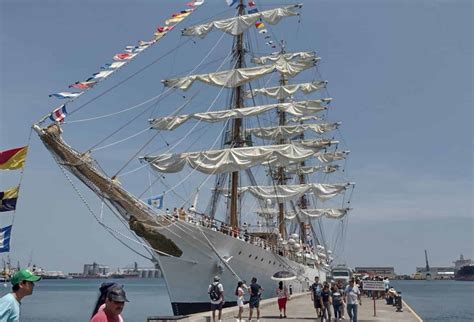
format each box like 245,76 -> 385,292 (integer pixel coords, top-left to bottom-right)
285,208 -> 350,220
235,183 -> 351,202
285,164 -> 340,175
246,122 -> 341,140
251,51 -> 317,65
162,60 -> 315,91
288,116 -> 322,123
244,81 -> 328,100
315,151 -> 349,163
182,5 -> 302,38
142,144 -> 323,174
149,100 -> 328,131
297,139 -> 339,150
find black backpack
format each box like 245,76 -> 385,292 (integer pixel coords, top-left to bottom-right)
209,283 -> 221,301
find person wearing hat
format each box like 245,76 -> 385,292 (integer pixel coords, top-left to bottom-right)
208,275 -> 224,322
0,268 -> 41,322
91,283 -> 129,322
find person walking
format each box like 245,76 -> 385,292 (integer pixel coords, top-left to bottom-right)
331,284 -> 344,322
0,269 -> 41,322
310,276 -> 323,318
320,283 -> 332,322
248,277 -> 263,322
345,279 -> 361,322
235,281 -> 245,322
90,283 -> 129,322
208,276 -> 224,322
275,281 -> 288,318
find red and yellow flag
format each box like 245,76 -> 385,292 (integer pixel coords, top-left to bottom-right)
0,146 -> 28,170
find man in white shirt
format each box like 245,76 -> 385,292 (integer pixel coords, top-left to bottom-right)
208,276 -> 224,322
0,269 -> 41,322
345,279 -> 361,322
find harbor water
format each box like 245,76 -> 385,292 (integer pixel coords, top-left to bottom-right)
0,278 -> 472,322
390,280 -> 474,322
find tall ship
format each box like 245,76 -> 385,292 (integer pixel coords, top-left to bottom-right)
33,0 -> 354,315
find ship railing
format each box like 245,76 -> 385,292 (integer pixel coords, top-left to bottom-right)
160,210 -> 284,254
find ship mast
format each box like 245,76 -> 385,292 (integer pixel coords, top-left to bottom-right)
229,0 -> 245,228
277,47 -> 287,239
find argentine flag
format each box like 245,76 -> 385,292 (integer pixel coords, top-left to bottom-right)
0,225 -> 12,253
147,195 -> 164,209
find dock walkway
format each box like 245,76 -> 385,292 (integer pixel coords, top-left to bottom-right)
148,292 -> 423,322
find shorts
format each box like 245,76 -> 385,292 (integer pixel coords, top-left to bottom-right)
210,302 -> 223,311
313,297 -> 321,309
237,297 -> 244,308
277,297 -> 287,310
249,296 -> 260,308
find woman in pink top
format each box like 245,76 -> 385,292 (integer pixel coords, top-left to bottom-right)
90,283 -> 128,322
276,281 -> 289,318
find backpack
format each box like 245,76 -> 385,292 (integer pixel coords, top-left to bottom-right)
209,283 -> 221,301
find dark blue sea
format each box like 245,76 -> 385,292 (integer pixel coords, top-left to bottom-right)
0,279 -> 472,321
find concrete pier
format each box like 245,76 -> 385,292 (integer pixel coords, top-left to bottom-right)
148,292 -> 423,322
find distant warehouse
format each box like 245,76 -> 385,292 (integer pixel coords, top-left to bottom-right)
354,267 -> 396,278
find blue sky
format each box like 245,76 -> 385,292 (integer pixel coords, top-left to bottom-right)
0,0 -> 472,275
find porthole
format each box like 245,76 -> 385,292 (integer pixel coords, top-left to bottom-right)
268,261 -> 272,264
261,258 -> 264,262
238,251 -> 242,255
249,254 -> 252,258
273,261 -> 276,265
255,256 -> 258,260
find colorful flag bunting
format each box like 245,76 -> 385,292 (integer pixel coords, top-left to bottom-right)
69,81 -> 97,89
0,225 -> 12,253
147,195 -> 164,209
0,186 -> 19,212
248,0 -> 256,7
109,61 -> 126,69
255,21 -> 265,28
49,2 -> 200,105
0,147 -> 28,171
166,16 -> 185,25
93,70 -> 115,79
49,104 -> 68,123
49,92 -> 83,99
157,26 -> 174,33
139,40 -> 155,46
113,53 -> 136,61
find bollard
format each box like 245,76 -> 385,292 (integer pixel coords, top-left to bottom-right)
289,284 -> 293,295
395,292 -> 403,312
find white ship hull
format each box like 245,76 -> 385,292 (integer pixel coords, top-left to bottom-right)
153,219 -> 326,315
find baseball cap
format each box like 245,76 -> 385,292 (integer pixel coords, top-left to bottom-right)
11,269 -> 41,286
107,285 -> 129,302
213,275 -> 220,282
